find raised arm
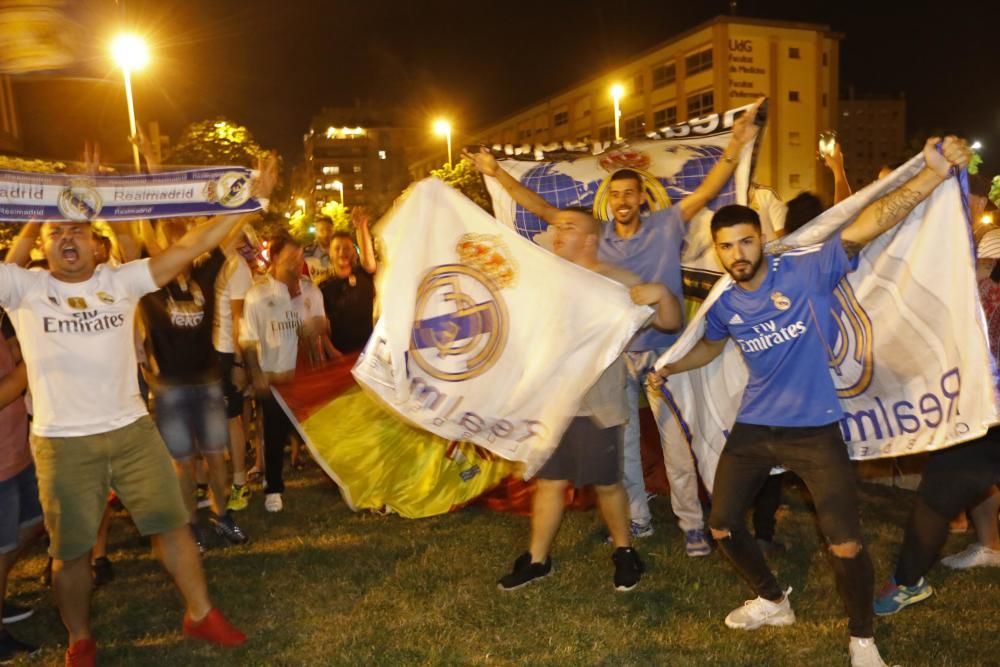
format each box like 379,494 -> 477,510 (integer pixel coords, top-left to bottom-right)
647,336 -> 728,387
352,206 -> 377,274
463,148 -> 560,224
149,152 -> 277,287
6,222 -> 40,266
840,136 -> 970,257
678,97 -> 763,223
822,141 -> 852,205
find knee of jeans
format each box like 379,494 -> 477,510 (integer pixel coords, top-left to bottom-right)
829,540 -> 862,558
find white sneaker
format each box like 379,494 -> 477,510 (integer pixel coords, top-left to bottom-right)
264,493 -> 283,513
849,637 -> 897,667
940,543 -> 1000,569
724,587 -> 795,629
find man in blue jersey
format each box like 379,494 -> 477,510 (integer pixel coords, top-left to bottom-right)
463,98 -> 764,555
649,136 -> 971,667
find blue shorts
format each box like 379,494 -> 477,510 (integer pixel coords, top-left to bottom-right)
0,463 -> 44,554
153,382 -> 229,461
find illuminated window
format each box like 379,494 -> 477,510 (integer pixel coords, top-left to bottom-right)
321,165 -> 340,175
652,62 -> 676,88
378,150 -> 387,159
653,105 -> 677,128
353,164 -> 362,173
686,90 -> 714,118
685,48 -> 712,75
354,182 -> 364,191
623,115 -> 645,138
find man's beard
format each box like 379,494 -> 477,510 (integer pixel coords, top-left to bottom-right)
725,255 -> 763,283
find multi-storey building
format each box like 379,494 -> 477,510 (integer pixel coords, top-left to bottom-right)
413,16 -> 842,203
303,108 -> 420,214
837,92 -> 907,191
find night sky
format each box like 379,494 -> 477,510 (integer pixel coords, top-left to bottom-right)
72,0 -> 1000,173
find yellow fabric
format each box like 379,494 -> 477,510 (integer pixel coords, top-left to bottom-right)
301,387 -> 518,518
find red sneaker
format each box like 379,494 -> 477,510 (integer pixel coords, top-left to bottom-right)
65,638 -> 96,667
182,608 -> 246,647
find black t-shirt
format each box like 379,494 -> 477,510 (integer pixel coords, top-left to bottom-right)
141,249 -> 226,385
319,268 -> 375,352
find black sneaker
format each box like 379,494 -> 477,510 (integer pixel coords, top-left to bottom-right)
1,601 -> 32,624
497,552 -> 553,591
92,557 -> 114,588
612,547 -> 645,591
211,512 -> 248,545
0,628 -> 39,663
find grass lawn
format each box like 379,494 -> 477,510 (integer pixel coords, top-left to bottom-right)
5,466 -> 999,666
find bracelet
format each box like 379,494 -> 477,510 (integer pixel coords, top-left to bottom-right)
721,154 -> 736,164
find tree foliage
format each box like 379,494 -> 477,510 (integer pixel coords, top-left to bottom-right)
165,118 -> 267,167
429,160 -> 494,215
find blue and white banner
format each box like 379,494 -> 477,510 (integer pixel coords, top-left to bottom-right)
655,155 -> 1000,490
481,103 -> 767,319
353,178 -> 652,476
0,167 -> 262,222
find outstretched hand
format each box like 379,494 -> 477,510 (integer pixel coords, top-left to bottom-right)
253,151 -> 279,199
129,127 -> 159,170
82,141 -> 101,176
731,97 -> 765,146
351,206 -> 370,229
461,147 -> 500,177
923,136 -> 971,179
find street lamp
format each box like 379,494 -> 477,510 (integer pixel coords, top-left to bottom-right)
433,119 -> 452,167
972,140 -> 983,151
111,33 -> 150,173
332,180 -> 344,205
295,197 -> 306,210
610,84 -> 624,142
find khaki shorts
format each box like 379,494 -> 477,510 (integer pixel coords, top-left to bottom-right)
31,415 -> 189,561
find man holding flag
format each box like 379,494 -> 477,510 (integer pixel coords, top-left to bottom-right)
649,136 -> 971,667
464,98 -> 764,554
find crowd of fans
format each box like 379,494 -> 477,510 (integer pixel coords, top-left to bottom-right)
0,108 -> 996,667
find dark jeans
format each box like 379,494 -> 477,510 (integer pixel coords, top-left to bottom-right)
752,473 -> 784,542
895,428 -> 1000,586
710,422 -> 873,638
261,395 -> 295,495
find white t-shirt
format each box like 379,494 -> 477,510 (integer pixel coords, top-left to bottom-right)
751,184 -> 787,236
240,274 -> 324,374
212,254 -> 253,354
0,260 -> 158,437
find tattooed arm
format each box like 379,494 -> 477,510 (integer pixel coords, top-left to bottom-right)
840,136 -> 971,258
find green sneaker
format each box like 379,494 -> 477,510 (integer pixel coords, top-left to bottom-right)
227,484 -> 251,512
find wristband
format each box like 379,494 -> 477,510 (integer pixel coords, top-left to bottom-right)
721,154 -> 736,165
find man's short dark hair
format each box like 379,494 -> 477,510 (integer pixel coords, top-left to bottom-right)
784,192 -> 824,234
710,205 -> 761,236
330,230 -> 353,242
268,233 -> 300,260
609,169 -> 643,188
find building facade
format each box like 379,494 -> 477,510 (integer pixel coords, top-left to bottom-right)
413,16 -> 841,203
837,93 -> 907,192
303,108 -> 420,214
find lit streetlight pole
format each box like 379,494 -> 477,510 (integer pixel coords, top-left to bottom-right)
111,34 -> 150,173
332,180 -> 344,205
433,119 -> 453,167
610,84 -> 624,142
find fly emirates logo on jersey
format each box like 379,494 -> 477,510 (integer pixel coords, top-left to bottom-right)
735,319 -> 807,354
43,306 -> 126,333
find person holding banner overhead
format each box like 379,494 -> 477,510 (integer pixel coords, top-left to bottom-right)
0,153 -> 278,665
649,136 -> 971,667
464,98 -> 766,555
497,209 -> 681,592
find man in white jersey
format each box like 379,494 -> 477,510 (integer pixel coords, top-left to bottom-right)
241,234 -> 326,513
650,137 -> 971,667
0,156 -> 276,665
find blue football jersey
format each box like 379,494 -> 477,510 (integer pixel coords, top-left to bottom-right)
704,234 -> 860,427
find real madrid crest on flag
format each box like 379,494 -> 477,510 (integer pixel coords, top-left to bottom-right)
409,234 -> 516,382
